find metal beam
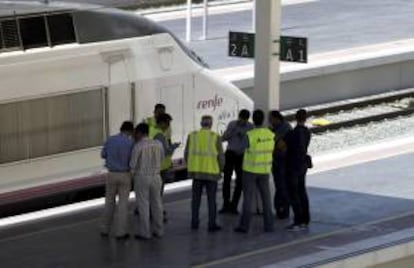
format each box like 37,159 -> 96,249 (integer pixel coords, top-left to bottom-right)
186,0 -> 192,42
254,0 -> 281,111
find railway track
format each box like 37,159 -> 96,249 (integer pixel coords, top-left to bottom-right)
284,88 -> 414,134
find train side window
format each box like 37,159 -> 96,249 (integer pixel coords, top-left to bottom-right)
0,89 -> 105,164
1,20 -> 20,49
47,13 -> 76,46
19,16 -> 48,49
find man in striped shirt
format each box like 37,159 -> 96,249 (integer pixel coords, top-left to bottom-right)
130,123 -> 165,239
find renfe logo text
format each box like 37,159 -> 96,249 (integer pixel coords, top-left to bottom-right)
197,95 -> 224,111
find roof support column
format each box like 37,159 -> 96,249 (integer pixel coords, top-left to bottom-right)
254,0 -> 281,111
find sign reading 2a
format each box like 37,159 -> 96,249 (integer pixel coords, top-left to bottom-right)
228,31 -> 255,58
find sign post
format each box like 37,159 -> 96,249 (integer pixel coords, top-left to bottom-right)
254,0 -> 281,111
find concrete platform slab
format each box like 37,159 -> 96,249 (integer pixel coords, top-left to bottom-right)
1,151 -> 414,267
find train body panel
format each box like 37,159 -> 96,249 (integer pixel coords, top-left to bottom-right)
0,2 -> 253,192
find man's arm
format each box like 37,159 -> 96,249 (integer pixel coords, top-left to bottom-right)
129,144 -> 139,173
101,141 -> 107,159
221,121 -> 236,142
184,135 -> 190,164
216,136 -> 225,171
154,133 -> 175,155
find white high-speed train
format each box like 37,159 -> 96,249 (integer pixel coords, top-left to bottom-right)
0,1 -> 253,194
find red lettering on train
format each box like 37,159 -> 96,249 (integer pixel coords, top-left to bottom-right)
197,95 -> 223,111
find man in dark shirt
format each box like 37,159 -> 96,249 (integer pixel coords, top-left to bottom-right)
269,110 -> 292,219
220,109 -> 253,214
285,109 -> 311,231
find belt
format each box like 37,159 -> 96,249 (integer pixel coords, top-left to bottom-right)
109,170 -> 130,173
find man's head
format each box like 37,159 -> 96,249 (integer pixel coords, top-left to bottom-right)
252,109 -> 265,127
154,103 -> 166,118
120,121 -> 134,136
157,113 -> 172,131
295,109 -> 307,125
200,115 -> 213,129
238,109 -> 250,123
269,110 -> 284,126
134,123 -> 149,141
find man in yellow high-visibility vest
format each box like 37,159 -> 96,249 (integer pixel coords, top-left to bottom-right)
150,113 -> 179,222
234,109 -> 275,233
185,115 -> 224,232
144,103 -> 172,141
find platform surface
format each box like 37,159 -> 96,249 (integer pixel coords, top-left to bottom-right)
1,150 -> 414,268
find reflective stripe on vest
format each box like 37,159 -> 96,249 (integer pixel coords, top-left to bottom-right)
187,129 -> 220,175
149,126 -> 172,171
242,128 -> 275,174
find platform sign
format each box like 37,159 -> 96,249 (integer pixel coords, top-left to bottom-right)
280,36 -> 307,63
228,31 -> 255,58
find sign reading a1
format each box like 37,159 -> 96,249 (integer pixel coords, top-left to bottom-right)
280,36 -> 307,63
228,31 -> 255,58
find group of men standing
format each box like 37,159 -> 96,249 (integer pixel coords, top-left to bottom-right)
101,104 -> 177,240
100,103 -> 312,240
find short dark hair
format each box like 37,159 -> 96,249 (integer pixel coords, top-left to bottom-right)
120,121 -> 134,132
239,109 -> 250,120
296,109 -> 307,122
252,109 -> 265,126
269,110 -> 284,121
157,113 -> 172,124
201,115 -> 213,127
154,103 -> 166,111
135,123 -> 149,135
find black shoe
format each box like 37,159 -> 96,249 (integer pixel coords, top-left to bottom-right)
134,234 -> 150,240
208,225 -> 222,232
277,214 -> 289,220
285,224 -> 305,232
229,208 -> 239,215
115,234 -> 130,240
234,227 -> 248,234
100,232 -> 109,238
152,233 -> 163,238
219,207 -> 232,214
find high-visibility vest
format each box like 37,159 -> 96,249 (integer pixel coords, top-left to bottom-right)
187,129 -> 220,175
150,126 -> 172,171
145,116 -> 172,140
145,116 -> 157,128
243,128 -> 275,174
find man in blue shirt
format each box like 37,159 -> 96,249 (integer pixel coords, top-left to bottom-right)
101,121 -> 134,239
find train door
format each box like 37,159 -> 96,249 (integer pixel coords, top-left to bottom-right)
104,54 -> 134,136
158,75 -> 193,160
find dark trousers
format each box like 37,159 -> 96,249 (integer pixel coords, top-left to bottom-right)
222,150 -> 244,209
191,179 -> 218,228
272,156 -> 290,219
238,172 -> 274,232
287,169 -> 310,225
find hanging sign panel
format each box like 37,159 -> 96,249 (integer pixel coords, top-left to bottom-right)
228,31 -> 255,58
228,32 -> 307,63
280,36 -> 307,63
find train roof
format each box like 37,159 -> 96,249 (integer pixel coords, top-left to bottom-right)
0,1 -> 208,67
